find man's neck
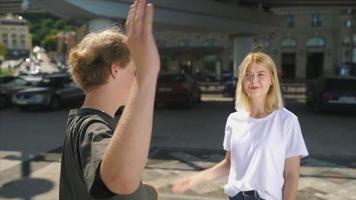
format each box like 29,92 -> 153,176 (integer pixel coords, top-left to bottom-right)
82,88 -> 123,118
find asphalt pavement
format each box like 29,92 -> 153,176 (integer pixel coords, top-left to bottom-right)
0,97 -> 355,200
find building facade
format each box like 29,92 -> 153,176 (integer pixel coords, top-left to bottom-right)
156,30 -> 232,81
156,7 -> 356,81
26,0 -> 356,80
267,7 -> 356,79
0,14 -> 32,58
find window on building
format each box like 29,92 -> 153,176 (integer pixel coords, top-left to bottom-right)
12,39 -> 17,48
344,36 -> 351,44
346,20 -> 352,28
353,34 -> 356,45
306,37 -> 325,47
20,40 -> 26,48
179,39 -> 191,47
3,39 -> 8,46
353,48 -> 356,63
281,38 -> 297,47
257,35 -> 270,48
11,33 -> 17,38
203,39 -> 216,47
287,14 -> 295,28
347,8 -> 354,14
311,13 -> 322,27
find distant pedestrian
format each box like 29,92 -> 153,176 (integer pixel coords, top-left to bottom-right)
59,0 -> 160,199
172,52 -> 308,200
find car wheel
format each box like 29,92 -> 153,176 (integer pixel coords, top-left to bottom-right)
0,95 -> 8,109
49,96 -> 61,110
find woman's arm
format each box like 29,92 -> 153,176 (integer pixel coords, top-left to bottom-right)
283,156 -> 301,200
171,151 -> 231,194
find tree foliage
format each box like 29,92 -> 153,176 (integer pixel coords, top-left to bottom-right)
41,34 -> 57,51
0,43 -> 6,56
22,13 -> 74,51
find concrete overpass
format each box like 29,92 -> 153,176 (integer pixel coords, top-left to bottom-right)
29,0 -> 286,77
30,0 -> 285,33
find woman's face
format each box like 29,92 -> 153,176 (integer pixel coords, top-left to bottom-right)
242,62 -> 272,100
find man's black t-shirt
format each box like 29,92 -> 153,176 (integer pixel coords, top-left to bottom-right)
59,108 -> 157,200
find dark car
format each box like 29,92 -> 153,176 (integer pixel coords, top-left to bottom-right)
0,75 -> 33,108
222,78 -> 237,97
156,73 -> 201,108
306,76 -> 356,112
12,73 -> 85,110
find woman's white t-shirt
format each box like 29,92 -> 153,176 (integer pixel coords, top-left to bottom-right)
223,108 -> 308,200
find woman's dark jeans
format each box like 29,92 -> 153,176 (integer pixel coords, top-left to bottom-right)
229,191 -> 265,200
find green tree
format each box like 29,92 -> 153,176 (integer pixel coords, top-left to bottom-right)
0,43 -> 6,56
22,13 -> 74,47
54,20 -> 66,30
41,34 -> 57,51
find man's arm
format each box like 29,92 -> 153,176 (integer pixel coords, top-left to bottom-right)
100,0 -> 160,195
283,156 -> 301,200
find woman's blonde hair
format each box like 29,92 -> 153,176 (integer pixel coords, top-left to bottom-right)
69,29 -> 130,92
234,52 -> 284,112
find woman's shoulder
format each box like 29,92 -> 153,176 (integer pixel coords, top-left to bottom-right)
276,107 -> 298,121
227,110 -> 249,121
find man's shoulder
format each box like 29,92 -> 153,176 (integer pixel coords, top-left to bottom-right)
66,109 -> 112,141
68,109 -> 110,127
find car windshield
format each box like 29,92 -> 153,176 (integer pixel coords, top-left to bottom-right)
0,76 -> 16,84
325,79 -> 356,91
0,77 -> 28,88
159,74 -> 186,82
37,77 -> 65,87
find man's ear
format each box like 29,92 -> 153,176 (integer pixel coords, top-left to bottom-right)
110,63 -> 119,78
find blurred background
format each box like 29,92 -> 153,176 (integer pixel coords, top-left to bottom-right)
0,0 -> 355,200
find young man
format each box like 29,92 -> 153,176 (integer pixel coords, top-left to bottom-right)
59,0 -> 160,199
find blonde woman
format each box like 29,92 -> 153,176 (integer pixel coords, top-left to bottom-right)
172,52 -> 308,200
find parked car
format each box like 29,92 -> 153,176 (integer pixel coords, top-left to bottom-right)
18,74 -> 43,86
12,73 -> 85,110
222,77 -> 237,97
306,76 -> 356,112
0,75 -> 33,108
156,73 -> 201,108
192,72 -> 217,83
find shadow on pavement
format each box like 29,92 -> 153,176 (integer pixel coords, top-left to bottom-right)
0,178 -> 54,199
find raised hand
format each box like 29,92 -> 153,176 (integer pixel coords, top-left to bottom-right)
125,0 -> 160,85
